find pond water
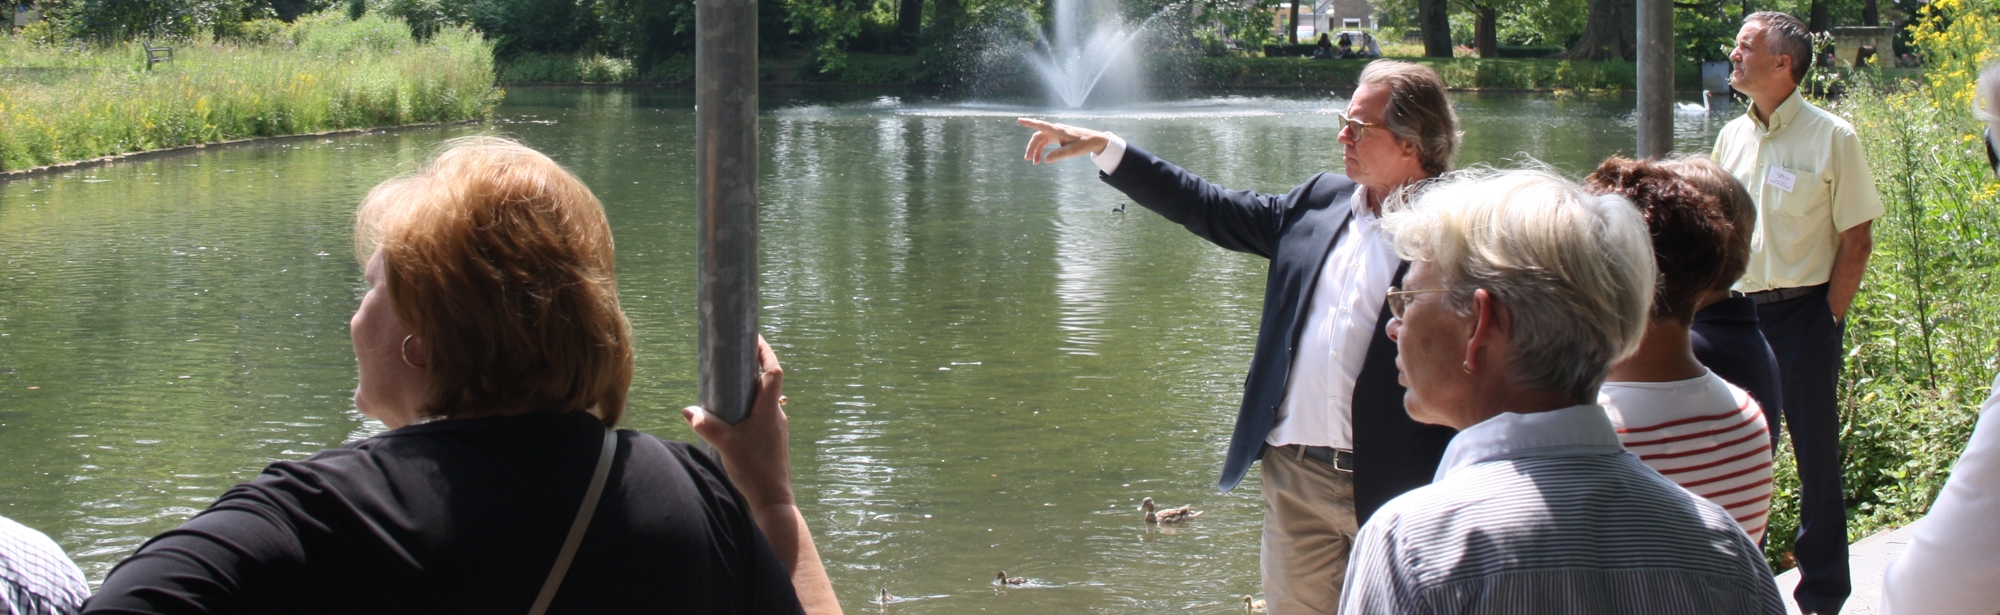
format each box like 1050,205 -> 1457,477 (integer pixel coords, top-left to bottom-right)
0,87 -> 1732,612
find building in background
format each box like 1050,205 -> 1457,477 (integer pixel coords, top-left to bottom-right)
1270,0 -> 1375,42
1315,0 -> 1375,34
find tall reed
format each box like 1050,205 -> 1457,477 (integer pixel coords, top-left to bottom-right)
0,12 -> 501,172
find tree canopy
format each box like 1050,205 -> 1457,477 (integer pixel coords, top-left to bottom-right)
32,0 -> 1927,70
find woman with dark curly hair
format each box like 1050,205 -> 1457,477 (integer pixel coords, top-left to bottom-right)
1586,156 -> 1776,545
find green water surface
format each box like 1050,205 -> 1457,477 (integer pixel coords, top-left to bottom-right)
0,87 -> 1730,613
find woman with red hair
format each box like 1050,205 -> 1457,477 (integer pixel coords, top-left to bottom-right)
86,137 -> 839,615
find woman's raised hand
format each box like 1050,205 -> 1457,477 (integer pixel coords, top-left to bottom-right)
682,335 -> 793,509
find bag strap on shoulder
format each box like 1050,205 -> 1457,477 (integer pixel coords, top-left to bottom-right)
527,427 -> 619,615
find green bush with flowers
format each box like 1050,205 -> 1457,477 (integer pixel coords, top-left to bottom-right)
1756,0 -> 2000,571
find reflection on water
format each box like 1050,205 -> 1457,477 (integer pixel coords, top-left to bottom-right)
0,87 -> 1728,612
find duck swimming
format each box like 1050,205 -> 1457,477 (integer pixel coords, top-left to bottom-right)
1140,497 -> 1202,524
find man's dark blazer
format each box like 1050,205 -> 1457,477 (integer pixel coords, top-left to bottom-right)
1100,144 -> 1456,524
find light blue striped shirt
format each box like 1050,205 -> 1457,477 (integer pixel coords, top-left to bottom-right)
0,515 -> 87,615
1339,405 -> 1783,615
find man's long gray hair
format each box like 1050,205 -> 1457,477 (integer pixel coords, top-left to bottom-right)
1360,60 -> 1461,177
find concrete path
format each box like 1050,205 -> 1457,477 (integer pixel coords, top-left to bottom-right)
1774,518 -> 1924,615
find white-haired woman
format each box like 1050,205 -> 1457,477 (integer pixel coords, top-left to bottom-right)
1337,169 -> 1783,615
1879,63 -> 2000,615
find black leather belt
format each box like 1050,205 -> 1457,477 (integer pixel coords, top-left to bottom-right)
1747,284 -> 1823,305
1291,445 -> 1354,473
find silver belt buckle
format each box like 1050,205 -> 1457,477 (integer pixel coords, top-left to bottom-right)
1332,448 -> 1355,473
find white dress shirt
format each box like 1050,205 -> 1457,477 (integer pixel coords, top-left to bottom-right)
1094,136 -> 1394,451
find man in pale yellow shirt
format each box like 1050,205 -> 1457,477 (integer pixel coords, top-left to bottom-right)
1711,11 -> 1883,615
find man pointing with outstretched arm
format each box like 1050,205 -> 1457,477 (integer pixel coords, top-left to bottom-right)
1019,60 -> 1458,614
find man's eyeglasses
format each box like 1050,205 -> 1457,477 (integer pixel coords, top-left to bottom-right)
1386,286 -> 1448,319
1337,111 -> 1382,143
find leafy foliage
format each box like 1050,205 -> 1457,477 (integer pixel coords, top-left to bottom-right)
58,0 -> 269,40
465,0 -> 602,57
1758,0 -> 2000,569
1673,0 -> 1741,63
1497,0 -> 1587,47
1152,55 -> 1684,90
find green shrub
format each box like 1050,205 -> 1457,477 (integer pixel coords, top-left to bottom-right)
495,52 -> 577,82
638,54 -> 695,83
468,0 -> 601,58
59,0 -> 271,41
378,0 -> 463,39
16,20 -> 60,46
1756,0 -> 2000,569
578,54 -> 635,82
228,18 -> 294,44
293,11 -> 413,55
800,52 -> 923,84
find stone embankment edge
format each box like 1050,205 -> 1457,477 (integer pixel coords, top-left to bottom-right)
0,120 -> 484,184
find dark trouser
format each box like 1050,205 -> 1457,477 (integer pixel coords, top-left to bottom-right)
1755,284 -> 1849,613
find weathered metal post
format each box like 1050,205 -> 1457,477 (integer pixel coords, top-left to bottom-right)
696,0 -> 759,425
1635,0 -> 1674,157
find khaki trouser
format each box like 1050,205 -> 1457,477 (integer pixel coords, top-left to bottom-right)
1259,444 -> 1360,615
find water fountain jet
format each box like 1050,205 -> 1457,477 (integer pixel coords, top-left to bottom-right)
1026,0 -> 1170,108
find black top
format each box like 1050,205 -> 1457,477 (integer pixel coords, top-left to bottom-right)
1100,144 -> 1455,522
1692,294 -> 1785,426
84,412 -> 804,615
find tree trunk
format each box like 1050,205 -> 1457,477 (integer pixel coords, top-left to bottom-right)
1288,0 -> 1302,43
1556,0 -> 1635,60
898,0 -> 922,46
1808,0 -> 1829,32
1419,0 -> 1453,57
1476,4 -> 1498,58
1862,0 -> 1878,26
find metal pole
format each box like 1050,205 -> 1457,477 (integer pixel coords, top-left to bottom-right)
1635,0 -> 1674,158
696,0 -> 759,425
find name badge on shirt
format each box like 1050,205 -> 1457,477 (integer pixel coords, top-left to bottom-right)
1767,166 -> 1798,193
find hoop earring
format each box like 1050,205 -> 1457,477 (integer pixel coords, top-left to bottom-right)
1461,360 -> 1473,374
401,335 -> 422,369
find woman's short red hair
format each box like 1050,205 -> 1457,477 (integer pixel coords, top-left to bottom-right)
354,136 -> 632,426
1584,156 -> 1739,324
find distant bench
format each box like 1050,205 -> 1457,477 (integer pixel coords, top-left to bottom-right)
143,40 -> 172,69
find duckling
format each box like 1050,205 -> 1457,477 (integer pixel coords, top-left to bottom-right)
996,570 -> 1026,585
1140,496 -> 1203,524
1243,595 -> 1266,613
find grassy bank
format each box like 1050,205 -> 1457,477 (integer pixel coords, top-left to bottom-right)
0,13 -> 502,173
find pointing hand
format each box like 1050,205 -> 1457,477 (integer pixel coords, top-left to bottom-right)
1019,118 -> 1113,165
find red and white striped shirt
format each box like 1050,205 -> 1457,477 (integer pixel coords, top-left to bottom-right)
1600,371 -> 1774,543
